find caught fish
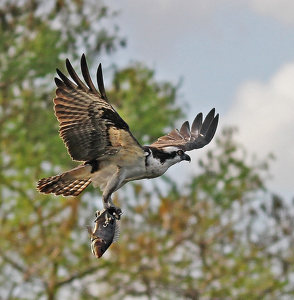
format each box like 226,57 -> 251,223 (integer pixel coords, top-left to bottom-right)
86,208 -> 121,259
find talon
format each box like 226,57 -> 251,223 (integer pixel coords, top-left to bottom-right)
105,204 -> 123,220
113,207 -> 123,220
109,207 -> 123,220
94,209 -> 104,222
95,210 -> 102,218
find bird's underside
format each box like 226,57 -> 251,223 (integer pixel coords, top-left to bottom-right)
37,54 -> 219,218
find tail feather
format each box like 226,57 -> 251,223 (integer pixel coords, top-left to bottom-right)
37,174 -> 91,196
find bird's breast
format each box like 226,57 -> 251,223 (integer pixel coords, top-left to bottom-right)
144,157 -> 170,178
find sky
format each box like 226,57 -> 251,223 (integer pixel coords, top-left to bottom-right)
105,0 -> 294,200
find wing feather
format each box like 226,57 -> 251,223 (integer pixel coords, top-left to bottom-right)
56,69 -> 76,90
199,108 -> 215,136
97,64 -> 109,102
150,109 -> 219,151
65,58 -> 89,91
80,54 -> 97,93
191,113 -> 202,136
53,54 -> 144,162
180,121 -> 191,139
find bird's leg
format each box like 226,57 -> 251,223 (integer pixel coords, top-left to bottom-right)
101,166 -> 125,220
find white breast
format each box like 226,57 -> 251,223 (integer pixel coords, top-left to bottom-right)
145,155 -> 180,179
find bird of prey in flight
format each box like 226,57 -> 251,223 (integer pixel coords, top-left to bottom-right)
37,54 -> 219,218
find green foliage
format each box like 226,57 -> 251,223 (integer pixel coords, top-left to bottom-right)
0,1 -> 185,299
193,127 -> 270,207
0,1 -> 126,299
94,128 -> 292,300
108,64 -> 183,145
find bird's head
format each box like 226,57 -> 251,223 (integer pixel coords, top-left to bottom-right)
162,146 -> 191,163
146,146 -> 191,167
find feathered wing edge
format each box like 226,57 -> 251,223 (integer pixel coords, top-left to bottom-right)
53,54 -> 145,162
150,108 -> 219,151
55,54 -> 109,103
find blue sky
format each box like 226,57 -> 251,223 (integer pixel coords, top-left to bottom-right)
105,0 -> 294,199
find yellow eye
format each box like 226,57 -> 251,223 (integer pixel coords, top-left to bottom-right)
177,150 -> 183,156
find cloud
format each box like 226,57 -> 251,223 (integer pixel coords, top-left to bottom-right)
246,0 -> 294,25
224,62 -> 294,195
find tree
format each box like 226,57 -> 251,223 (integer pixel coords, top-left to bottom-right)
0,1 -> 120,299
0,1 -> 184,299
77,128 -> 293,300
1,1 -> 294,300
108,63 -> 182,145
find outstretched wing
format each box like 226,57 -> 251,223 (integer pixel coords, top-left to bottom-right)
150,109 -> 219,151
54,54 -> 144,162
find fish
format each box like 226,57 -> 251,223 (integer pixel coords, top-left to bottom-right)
86,208 -> 121,259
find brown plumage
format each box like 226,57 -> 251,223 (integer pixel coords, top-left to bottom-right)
53,54 -> 143,162
37,54 -> 144,198
37,163 -> 93,196
37,175 -> 91,196
150,108 -> 218,150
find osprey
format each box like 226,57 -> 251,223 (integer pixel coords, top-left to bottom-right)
37,54 -> 219,218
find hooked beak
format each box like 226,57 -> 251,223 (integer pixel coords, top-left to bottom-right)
182,153 -> 191,163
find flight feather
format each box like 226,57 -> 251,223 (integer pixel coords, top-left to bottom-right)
150,108 -> 219,151
53,54 -> 143,162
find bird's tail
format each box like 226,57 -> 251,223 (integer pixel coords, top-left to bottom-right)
37,165 -> 92,196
